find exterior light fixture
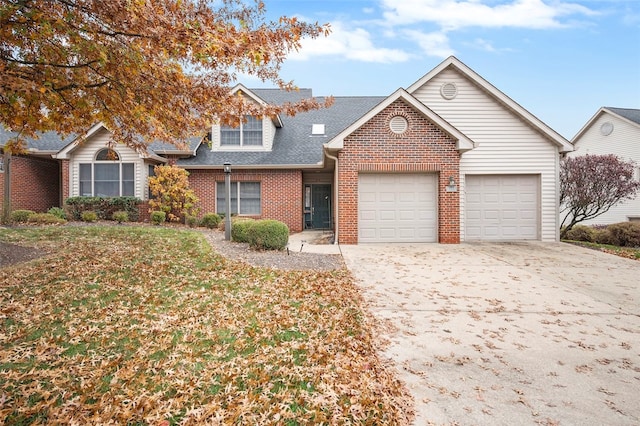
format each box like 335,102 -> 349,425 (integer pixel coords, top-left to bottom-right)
223,162 -> 232,240
446,175 -> 458,193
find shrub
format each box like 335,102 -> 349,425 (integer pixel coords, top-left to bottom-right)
606,222 -> 640,248
593,228 -> 614,245
27,213 -> 67,225
563,225 -> 595,242
231,218 -> 255,243
148,165 -> 199,222
81,211 -> 98,222
150,211 -> 166,225
247,219 -> 289,250
10,210 -> 35,223
200,213 -> 221,229
47,207 -> 67,220
65,196 -> 140,221
112,211 -> 129,224
185,215 -> 198,228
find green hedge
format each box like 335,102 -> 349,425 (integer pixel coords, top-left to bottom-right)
10,210 -> 35,223
200,213 -> 221,229
65,196 -> 140,221
247,219 -> 289,251
231,218 -> 255,243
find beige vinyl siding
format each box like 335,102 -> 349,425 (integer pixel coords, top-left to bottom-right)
568,112 -> 640,224
412,68 -> 560,241
69,127 -> 146,198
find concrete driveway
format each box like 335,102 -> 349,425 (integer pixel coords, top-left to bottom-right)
340,242 -> 640,426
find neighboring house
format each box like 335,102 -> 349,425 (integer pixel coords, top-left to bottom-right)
567,107 -> 640,225
0,56 -> 573,243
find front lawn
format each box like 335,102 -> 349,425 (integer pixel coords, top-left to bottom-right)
0,226 -> 411,424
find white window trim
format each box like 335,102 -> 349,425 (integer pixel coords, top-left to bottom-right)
220,116 -> 263,148
216,181 -> 261,216
213,116 -> 272,152
79,149 -> 135,197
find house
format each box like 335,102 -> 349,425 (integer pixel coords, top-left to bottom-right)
567,107 -> 640,224
1,56 -> 573,243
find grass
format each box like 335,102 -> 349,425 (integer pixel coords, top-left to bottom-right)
0,226 -> 411,425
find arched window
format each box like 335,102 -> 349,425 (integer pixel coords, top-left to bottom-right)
79,148 -> 134,197
95,148 -> 120,161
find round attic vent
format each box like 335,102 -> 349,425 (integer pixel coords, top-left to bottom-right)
600,122 -> 614,136
440,82 -> 458,100
389,115 -> 408,134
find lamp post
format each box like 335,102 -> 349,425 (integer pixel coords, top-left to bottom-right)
223,162 -> 232,240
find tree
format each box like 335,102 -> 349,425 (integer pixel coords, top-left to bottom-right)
0,0 -> 331,152
148,165 -> 198,222
560,154 -> 640,238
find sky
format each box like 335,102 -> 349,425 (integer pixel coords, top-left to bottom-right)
240,0 -> 640,140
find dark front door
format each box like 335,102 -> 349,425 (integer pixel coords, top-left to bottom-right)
311,184 -> 331,229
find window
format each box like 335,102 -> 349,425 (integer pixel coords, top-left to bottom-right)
0,154 -> 4,172
216,182 -> 261,215
79,148 -> 135,197
220,116 -> 263,146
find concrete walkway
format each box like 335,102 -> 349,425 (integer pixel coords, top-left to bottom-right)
341,242 -> 640,426
287,230 -> 341,254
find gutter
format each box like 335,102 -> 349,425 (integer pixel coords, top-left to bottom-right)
324,149 -> 339,245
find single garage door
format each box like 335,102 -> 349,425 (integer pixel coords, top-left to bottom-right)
359,173 -> 437,243
465,174 -> 539,240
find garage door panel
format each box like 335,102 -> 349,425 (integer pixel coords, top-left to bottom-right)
465,175 -> 539,241
359,173 -> 437,243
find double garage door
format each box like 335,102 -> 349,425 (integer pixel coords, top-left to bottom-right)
358,173 -> 540,243
465,175 -> 539,240
359,173 -> 437,243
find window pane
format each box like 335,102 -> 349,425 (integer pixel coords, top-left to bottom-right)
95,148 -> 120,161
79,164 -> 92,196
94,164 -> 119,197
243,116 -> 262,146
122,164 -> 135,196
95,163 -> 119,180
239,182 -> 261,215
216,182 -> 238,214
220,127 -> 241,146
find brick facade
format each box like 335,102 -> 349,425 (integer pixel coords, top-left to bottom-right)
0,155 -> 60,213
337,100 -> 461,244
187,168 -> 303,233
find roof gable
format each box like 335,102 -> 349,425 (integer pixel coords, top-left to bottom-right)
572,107 -> 640,142
407,56 -> 573,153
325,88 -> 475,152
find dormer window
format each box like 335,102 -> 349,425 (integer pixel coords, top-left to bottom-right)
221,115 -> 263,146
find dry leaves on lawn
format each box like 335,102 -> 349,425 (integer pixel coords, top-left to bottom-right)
0,226 -> 412,425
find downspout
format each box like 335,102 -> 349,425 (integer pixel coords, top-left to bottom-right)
324,149 -> 339,245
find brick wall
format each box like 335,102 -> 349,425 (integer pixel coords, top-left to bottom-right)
337,100 -> 460,244
0,155 -> 60,213
187,168 -> 303,232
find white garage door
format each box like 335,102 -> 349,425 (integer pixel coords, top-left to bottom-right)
359,173 -> 437,243
465,175 -> 539,241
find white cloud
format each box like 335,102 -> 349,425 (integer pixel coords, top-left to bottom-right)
403,30 -> 455,57
381,0 -> 597,30
289,21 -> 412,63
465,38 -> 515,53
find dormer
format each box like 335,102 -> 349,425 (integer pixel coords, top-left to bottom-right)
210,84 -> 282,152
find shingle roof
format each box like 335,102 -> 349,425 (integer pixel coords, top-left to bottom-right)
0,127 -> 76,151
1,89 -> 385,166
177,94 -> 385,168
607,107 -> 640,126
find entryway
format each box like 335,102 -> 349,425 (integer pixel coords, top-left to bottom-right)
304,184 -> 331,229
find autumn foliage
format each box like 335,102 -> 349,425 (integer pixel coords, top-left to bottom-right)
0,226 -> 413,424
560,154 -> 640,238
0,0 -> 332,151
148,165 -> 198,222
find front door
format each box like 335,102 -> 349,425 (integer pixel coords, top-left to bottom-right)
310,184 -> 331,229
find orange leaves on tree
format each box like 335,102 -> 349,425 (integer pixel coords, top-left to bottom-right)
0,0 -> 333,151
148,165 -> 199,222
